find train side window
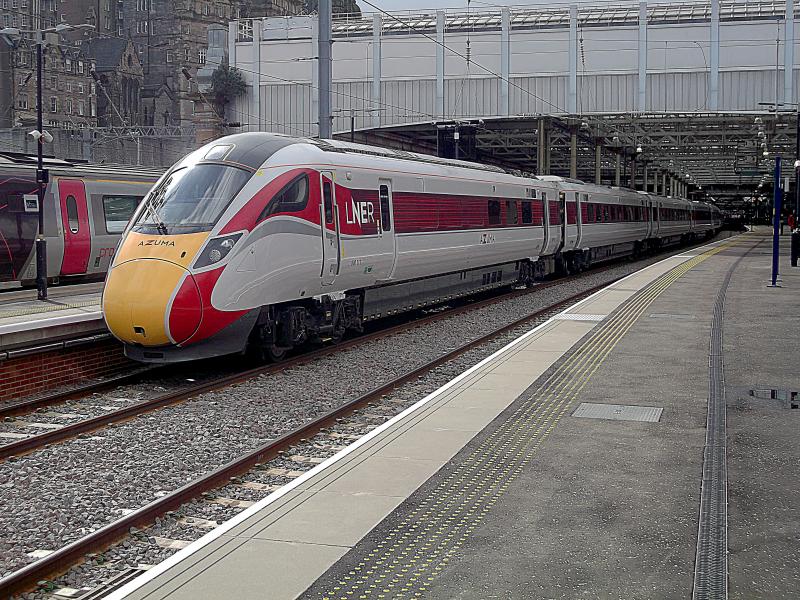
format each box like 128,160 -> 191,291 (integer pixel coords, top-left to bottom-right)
488,200 -> 501,225
521,201 -> 532,224
103,195 -> 141,234
506,200 -> 518,225
66,195 -> 79,234
257,174 -> 309,223
323,180 -> 334,224
379,184 -> 391,231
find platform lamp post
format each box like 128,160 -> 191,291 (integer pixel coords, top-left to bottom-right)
0,23 -> 94,300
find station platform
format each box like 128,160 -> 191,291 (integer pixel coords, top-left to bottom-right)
0,284 -> 104,353
108,229 -> 797,600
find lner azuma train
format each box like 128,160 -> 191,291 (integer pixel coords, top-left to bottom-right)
0,152 -> 162,284
102,133 -> 722,363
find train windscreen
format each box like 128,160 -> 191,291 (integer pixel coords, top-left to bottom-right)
132,164 -> 250,234
0,177 -> 38,282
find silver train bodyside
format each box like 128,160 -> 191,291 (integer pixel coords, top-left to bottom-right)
0,153 -> 162,284
106,134 -> 723,363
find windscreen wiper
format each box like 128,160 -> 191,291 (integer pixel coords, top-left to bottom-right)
142,194 -> 169,235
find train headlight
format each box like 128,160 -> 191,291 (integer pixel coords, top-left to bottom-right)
194,233 -> 243,269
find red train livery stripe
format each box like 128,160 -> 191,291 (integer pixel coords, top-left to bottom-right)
176,267 -> 248,347
167,275 -> 203,344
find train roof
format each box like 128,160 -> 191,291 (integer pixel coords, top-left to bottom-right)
0,151 -> 164,180
196,132 -> 512,177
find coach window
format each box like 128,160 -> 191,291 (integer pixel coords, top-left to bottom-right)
379,185 -> 391,231
488,200 -> 501,225
323,181 -> 334,224
521,201 -> 532,224
257,174 -> 309,223
103,195 -> 141,233
66,195 -> 79,233
506,200 -> 518,225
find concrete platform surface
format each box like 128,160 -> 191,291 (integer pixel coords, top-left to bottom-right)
102,231 -> 789,600
0,289 -> 103,351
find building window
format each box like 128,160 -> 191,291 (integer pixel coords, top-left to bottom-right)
77,82 -> 84,94
183,47 -> 189,61
78,61 -> 84,74
90,100 -> 96,117
199,48 -> 206,64
78,101 -> 85,116
17,94 -> 28,109
65,81 -> 71,92
65,57 -> 71,71
166,51 -> 173,63
65,98 -> 72,114
11,0 -> 18,8
50,96 -> 58,112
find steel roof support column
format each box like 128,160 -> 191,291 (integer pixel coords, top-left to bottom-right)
312,19 -> 319,136
662,171 -> 668,196
638,1 -> 647,112
570,128 -> 578,178
568,5 -> 578,114
437,11 -> 445,119
500,8 -> 510,116
318,0 -> 333,139
251,19 -> 262,134
643,163 -> 649,192
372,14 -> 382,128
615,152 -> 621,186
537,118 -> 550,175
785,0 -> 794,106
709,0 -> 720,110
595,143 -> 601,184
630,157 -> 637,189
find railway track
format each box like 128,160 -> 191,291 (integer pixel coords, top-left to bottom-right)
0,233 -> 733,462
0,234 -> 735,597
0,272 -> 618,598
0,268 -> 591,462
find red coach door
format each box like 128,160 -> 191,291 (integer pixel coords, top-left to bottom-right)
58,179 -> 91,276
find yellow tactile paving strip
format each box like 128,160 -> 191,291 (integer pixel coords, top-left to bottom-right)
0,298 -> 100,319
317,238 -> 751,600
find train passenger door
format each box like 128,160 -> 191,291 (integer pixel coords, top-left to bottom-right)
319,171 -> 340,286
58,179 -> 91,276
564,190 -> 579,251
375,179 -> 397,280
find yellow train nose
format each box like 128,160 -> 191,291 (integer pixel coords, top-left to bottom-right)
103,259 -> 201,346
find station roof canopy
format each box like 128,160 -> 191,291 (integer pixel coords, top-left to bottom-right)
341,111 -> 796,212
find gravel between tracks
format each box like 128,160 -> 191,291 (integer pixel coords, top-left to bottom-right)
1,236 -> 733,596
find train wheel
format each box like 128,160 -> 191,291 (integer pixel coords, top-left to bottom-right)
265,345 -> 289,362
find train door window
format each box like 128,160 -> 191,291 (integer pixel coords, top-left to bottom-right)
66,195 -> 79,233
488,200 -> 501,225
521,201 -> 532,224
379,184 -> 391,231
506,200 -> 518,225
103,195 -> 141,233
323,180 -> 334,224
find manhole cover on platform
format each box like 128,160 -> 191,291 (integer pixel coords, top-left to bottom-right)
572,403 -> 663,422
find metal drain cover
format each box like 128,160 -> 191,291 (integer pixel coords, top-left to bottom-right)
572,403 -> 663,422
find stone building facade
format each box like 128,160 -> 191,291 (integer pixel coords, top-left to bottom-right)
82,37 -> 144,126
120,0 -> 304,128
0,0 -> 104,132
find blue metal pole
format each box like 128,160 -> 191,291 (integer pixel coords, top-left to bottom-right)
772,156 -> 782,286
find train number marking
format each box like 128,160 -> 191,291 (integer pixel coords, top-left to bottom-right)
479,233 -> 496,245
345,200 -> 376,226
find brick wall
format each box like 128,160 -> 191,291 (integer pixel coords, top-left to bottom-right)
0,340 -> 133,403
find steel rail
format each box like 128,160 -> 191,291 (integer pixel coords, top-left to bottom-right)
0,269 -> 595,461
0,233 -> 730,459
0,277 -> 619,597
